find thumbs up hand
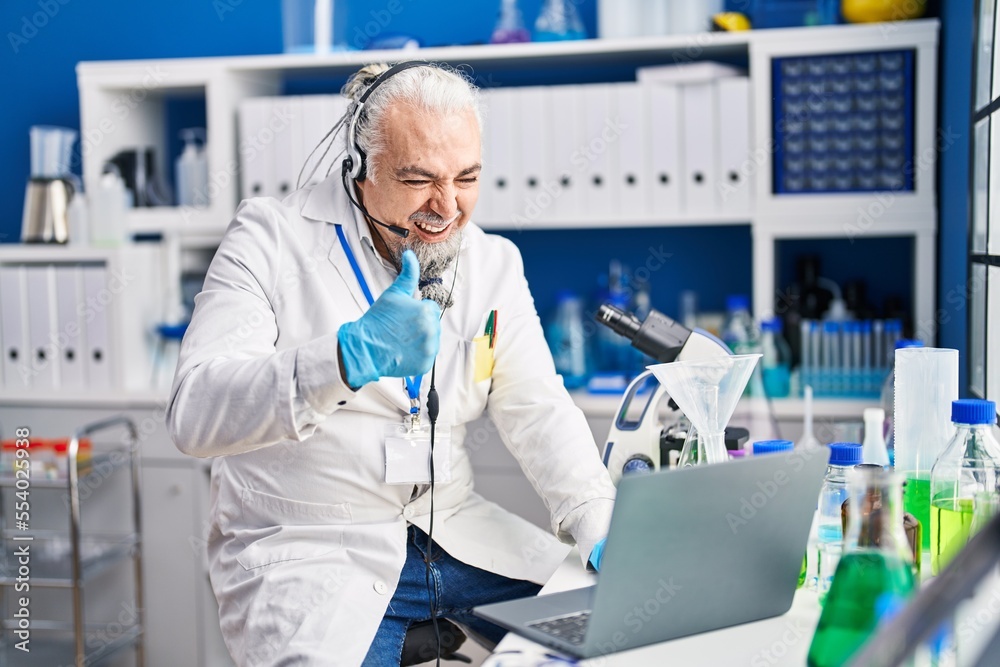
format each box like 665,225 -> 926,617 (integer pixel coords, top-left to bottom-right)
338,250 -> 442,388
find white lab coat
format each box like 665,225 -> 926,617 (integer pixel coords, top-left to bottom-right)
167,176 -> 616,666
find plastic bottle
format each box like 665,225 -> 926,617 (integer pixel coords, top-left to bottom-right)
929,399 -> 1000,575
533,0 -> 586,41
90,167 -> 130,247
546,291 -> 589,390
490,0 -> 531,43
722,294 -> 753,353
760,317 -> 791,398
880,338 -> 923,463
808,466 -> 915,667
816,442 -> 863,601
175,128 -> 208,207
862,407 -> 890,466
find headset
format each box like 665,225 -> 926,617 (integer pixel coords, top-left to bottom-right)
341,60 -> 435,240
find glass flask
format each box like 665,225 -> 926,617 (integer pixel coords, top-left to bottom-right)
930,399 -> 1000,574
807,466 -> 915,667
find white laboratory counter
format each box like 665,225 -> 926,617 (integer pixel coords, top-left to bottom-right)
492,548 -> 822,666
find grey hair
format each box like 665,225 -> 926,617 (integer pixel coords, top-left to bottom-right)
340,63 -> 483,184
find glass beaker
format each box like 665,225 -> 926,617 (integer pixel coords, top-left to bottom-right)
807,467 -> 915,667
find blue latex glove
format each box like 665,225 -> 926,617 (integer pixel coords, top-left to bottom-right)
587,537 -> 607,572
337,250 -> 441,388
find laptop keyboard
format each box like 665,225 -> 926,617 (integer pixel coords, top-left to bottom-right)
528,610 -> 592,646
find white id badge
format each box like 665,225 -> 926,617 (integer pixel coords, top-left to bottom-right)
384,423 -> 452,485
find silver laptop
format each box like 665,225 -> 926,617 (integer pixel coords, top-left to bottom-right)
474,446 -> 829,659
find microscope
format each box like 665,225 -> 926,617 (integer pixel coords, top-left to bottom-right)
595,304 -> 749,484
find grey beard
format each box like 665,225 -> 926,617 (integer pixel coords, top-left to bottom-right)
391,229 -> 462,309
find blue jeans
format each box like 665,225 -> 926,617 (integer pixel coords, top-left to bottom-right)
362,525 -> 542,666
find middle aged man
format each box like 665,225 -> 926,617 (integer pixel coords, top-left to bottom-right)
167,61 -> 617,666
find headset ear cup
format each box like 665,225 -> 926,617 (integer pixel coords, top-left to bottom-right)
356,150 -> 367,181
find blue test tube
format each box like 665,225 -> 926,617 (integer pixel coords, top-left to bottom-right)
810,321 -> 822,391
823,320 -> 839,395
885,319 -> 902,366
800,319 -> 812,389
873,319 -> 884,374
861,320 -> 873,394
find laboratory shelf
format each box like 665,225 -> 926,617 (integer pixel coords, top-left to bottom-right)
0,447 -> 132,489
0,624 -> 142,667
0,531 -> 139,587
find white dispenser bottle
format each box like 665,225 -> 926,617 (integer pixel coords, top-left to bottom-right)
175,128 -> 208,207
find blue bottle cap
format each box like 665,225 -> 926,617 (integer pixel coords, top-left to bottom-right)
823,320 -> 840,333
726,294 -> 750,312
860,320 -> 872,333
828,442 -> 863,466
951,399 -> 997,425
753,439 -> 794,455
761,317 -> 783,333
895,338 -> 923,350
885,319 -> 903,333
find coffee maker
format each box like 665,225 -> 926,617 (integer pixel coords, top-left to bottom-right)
21,125 -> 77,244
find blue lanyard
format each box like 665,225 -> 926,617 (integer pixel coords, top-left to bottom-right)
335,224 -> 422,412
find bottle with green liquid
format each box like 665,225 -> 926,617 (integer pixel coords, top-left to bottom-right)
929,399 -> 1000,575
808,467 -> 915,667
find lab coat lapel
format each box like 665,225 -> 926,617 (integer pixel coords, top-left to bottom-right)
303,178 -> 411,414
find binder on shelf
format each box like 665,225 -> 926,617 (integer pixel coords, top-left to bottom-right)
614,82 -> 651,221
483,88 -> 520,226
716,77 -> 752,216
475,90 -> 496,224
581,84 -> 617,222
25,264 -> 57,390
679,81 -> 719,216
514,86 -> 551,226
279,96 -> 304,198
0,266 -> 28,390
238,97 -> 276,200
647,83 -> 682,217
81,265 -> 113,390
54,264 -> 86,390
300,95 -> 349,189
547,85 -> 584,222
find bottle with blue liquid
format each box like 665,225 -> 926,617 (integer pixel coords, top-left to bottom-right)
546,290 -> 589,389
760,317 -> 792,398
533,0 -> 587,41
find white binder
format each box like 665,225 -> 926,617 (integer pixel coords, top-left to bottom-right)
54,264 -> 86,389
547,85 -> 584,222
0,266 -> 29,390
581,84 -> 617,223
271,96 -> 297,199
679,81 -> 719,216
614,82 -> 651,221
514,86 -> 551,226
25,264 -> 57,390
648,83 -> 682,218
484,88 -> 520,226
238,97 -> 275,199
716,77 -> 752,216
82,265 -> 113,390
476,89 -> 497,224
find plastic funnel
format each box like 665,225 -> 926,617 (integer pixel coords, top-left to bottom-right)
30,125 -> 77,178
649,354 -> 761,464
894,347 -> 958,474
